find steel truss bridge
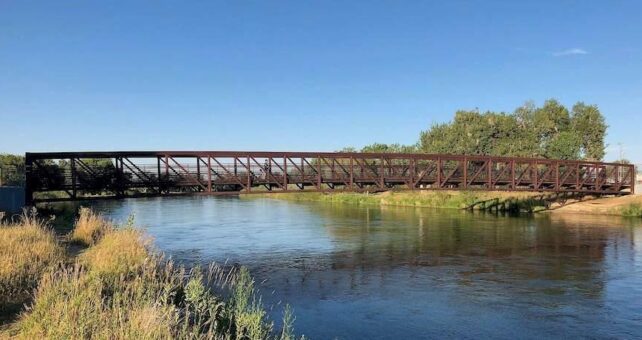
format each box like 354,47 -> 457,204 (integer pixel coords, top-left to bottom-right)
25,151 -> 636,204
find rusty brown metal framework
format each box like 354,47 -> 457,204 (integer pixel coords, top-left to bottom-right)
24,151 -> 635,204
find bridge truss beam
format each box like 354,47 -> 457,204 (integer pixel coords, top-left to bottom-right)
24,151 -> 635,204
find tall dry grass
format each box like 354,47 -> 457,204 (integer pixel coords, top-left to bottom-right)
0,210 -> 64,313
7,211 -> 298,339
70,207 -> 113,246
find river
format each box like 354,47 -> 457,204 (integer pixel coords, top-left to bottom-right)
85,196 -> 642,339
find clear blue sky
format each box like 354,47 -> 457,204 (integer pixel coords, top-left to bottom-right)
1,1 -> 641,162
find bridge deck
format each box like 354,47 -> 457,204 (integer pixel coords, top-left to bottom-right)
25,151 -> 636,204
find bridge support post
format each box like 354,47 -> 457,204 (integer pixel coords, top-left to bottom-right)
510,160 -> 516,189
631,165 -> 636,195
207,156 -> 212,193
555,161 -> 560,191
488,158 -> 493,189
156,157 -> 162,194
196,157 -> 201,188
283,156 -> 287,189
576,163 -> 580,190
317,156 -> 322,190
70,158 -> 77,199
350,157 -> 354,190
380,157 -> 385,189
409,158 -> 415,190
463,157 -> 467,189
114,157 -> 122,198
437,157 -> 441,189
246,156 -> 251,192
24,153 -> 34,206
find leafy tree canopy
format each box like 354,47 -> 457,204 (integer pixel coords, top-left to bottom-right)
419,99 -> 607,160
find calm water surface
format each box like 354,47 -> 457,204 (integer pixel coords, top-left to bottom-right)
87,196 -> 642,339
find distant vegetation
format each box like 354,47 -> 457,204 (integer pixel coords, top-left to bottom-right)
344,99 -> 608,161
0,154 -> 25,187
1,209 -> 298,339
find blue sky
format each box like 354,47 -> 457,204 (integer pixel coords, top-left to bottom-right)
1,1 -> 641,162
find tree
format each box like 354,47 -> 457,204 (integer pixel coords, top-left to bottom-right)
417,99 -> 607,161
571,102 -> 607,160
360,143 -> 417,153
0,154 -> 25,186
544,131 -> 582,160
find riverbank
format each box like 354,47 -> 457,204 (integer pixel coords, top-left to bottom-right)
249,190 -> 553,213
248,190 -> 642,217
549,194 -> 642,217
0,208 -> 296,339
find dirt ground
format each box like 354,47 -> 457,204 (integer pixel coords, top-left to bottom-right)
550,194 -> 642,215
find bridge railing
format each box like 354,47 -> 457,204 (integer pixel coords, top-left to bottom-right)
24,151 -> 635,204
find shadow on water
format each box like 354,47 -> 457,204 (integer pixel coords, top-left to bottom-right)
47,196 -> 642,339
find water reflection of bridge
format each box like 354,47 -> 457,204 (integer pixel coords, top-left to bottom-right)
25,151 -> 635,204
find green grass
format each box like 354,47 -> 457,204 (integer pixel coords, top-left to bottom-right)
619,203 -> 642,217
252,190 -> 547,213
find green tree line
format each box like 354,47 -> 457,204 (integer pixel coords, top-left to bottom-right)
343,99 -> 607,161
0,154 -> 25,187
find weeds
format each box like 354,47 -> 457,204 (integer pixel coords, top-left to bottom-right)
70,207 -> 113,246
4,210 -> 298,339
0,209 -> 64,314
230,267 -> 271,339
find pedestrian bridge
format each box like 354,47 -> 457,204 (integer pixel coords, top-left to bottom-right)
25,151 -> 636,204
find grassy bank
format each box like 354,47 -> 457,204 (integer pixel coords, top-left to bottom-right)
250,190 -> 552,213
254,190 -> 642,217
619,203 -> 642,217
1,209 -> 297,339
